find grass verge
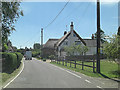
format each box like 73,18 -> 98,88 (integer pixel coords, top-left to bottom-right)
51,60 -> 119,79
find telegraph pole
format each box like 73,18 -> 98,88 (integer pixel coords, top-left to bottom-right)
41,28 -> 43,57
96,0 -> 100,73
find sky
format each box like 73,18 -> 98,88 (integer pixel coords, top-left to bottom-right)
9,1 -> 118,49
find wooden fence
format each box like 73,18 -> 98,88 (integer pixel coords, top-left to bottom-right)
54,55 -> 96,73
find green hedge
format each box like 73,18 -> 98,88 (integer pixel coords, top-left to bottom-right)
2,52 -> 23,73
42,58 -> 46,62
32,51 -> 40,57
15,52 -> 23,68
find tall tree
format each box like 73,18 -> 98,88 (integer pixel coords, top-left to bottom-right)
117,26 -> 120,60
33,43 -> 41,50
94,29 -> 106,43
103,34 -> 120,61
64,44 -> 88,56
117,26 -> 120,36
2,2 -> 23,44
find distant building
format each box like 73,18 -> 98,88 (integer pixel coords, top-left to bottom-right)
43,22 -> 99,58
42,39 -> 58,58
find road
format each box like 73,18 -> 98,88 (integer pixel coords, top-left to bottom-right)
5,58 -> 118,88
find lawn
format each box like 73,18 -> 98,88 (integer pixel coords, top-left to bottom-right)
51,59 -> 119,79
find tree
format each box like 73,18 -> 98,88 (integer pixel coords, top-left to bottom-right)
2,2 -> 23,44
117,26 -> 120,60
117,26 -> 120,36
103,34 -> 120,61
94,29 -> 106,43
33,43 -> 41,50
64,44 -> 88,56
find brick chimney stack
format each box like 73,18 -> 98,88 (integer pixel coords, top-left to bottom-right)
92,34 -> 94,39
70,22 -> 74,31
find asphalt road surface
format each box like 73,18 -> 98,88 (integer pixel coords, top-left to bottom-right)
5,58 -> 118,88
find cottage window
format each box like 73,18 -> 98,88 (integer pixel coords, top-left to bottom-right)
64,41 -> 68,45
75,41 -> 81,45
73,33 -> 76,37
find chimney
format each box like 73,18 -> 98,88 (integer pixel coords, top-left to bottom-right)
70,22 -> 74,31
92,34 -> 94,39
64,31 -> 67,35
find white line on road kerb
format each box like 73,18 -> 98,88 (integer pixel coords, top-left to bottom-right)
3,59 -> 25,88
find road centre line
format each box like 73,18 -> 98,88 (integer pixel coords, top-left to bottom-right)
85,79 -> 91,83
50,64 -> 82,79
37,60 -> 104,89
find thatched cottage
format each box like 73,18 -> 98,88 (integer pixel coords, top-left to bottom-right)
42,22 -> 97,58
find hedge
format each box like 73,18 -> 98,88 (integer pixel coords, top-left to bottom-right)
2,52 -> 23,73
15,52 -> 23,68
32,51 -> 40,57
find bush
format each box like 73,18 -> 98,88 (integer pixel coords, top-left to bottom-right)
2,52 -> 17,72
15,52 -> 23,67
42,58 -> 46,62
32,51 -> 40,57
49,55 -> 55,60
2,52 -> 23,73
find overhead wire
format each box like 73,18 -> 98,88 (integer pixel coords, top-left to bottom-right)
20,0 -> 70,48
19,1 -> 91,48
44,0 -> 70,29
76,2 -> 91,27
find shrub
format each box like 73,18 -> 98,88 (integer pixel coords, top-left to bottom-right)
2,52 -> 23,73
49,55 -> 55,60
42,58 -> 46,62
2,52 -> 17,72
15,52 -> 23,67
32,51 -> 40,57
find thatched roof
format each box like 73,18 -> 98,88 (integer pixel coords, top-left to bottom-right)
43,39 -> 59,49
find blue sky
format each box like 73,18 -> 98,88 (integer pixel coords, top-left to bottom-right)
9,1 -> 118,49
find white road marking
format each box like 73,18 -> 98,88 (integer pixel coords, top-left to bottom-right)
97,86 -> 102,88
50,64 -> 81,79
85,79 -> 91,83
3,59 -> 24,88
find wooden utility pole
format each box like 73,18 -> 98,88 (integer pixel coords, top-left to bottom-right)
41,28 -> 43,57
96,0 -> 100,73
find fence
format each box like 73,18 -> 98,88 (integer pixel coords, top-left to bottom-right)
54,55 -> 96,73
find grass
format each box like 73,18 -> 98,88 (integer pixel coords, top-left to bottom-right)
51,59 -> 119,79
1,61 -> 23,87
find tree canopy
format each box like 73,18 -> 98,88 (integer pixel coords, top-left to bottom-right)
103,34 -> 120,61
2,2 -> 23,44
94,29 -> 106,43
64,44 -> 88,56
117,26 -> 120,36
33,43 -> 41,50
